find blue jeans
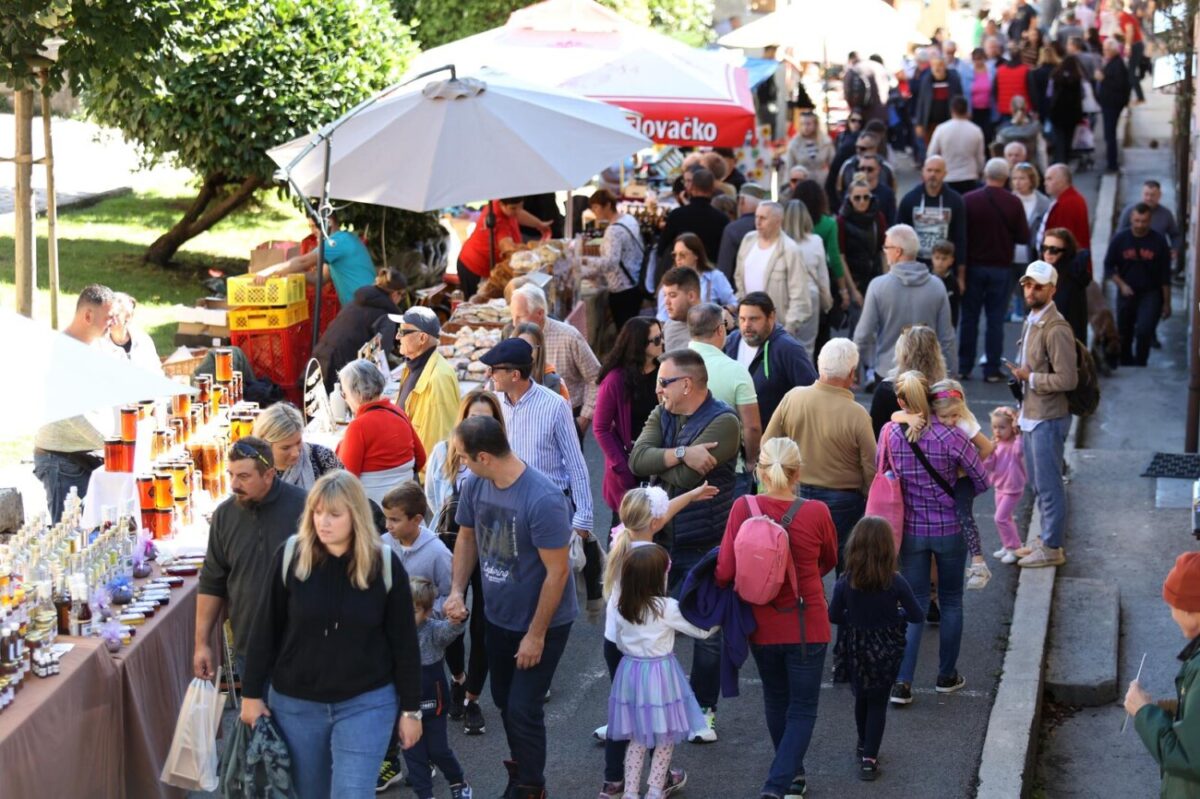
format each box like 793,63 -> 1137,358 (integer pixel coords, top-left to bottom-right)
897,533 -> 966,684
1024,415 -> 1070,549
486,621 -> 571,788
32,450 -> 97,524
750,643 -> 827,795
1117,289 -> 1164,366
798,486 -> 866,576
959,265 -> 1011,378
668,547 -> 722,709
400,662 -> 465,797
268,683 -> 397,799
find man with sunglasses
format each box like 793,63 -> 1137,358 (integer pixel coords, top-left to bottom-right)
392,306 -> 460,453
853,153 -> 897,225
195,437 -> 307,681
629,349 -> 742,741
833,132 -> 897,203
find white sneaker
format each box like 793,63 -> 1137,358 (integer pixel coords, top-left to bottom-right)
689,707 -> 717,743
966,562 -> 992,590
1001,549 -> 1019,565
593,724 -> 607,741
992,546 -> 1010,559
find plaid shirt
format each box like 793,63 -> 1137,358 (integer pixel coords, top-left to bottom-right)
544,317 -> 601,417
882,421 -> 987,537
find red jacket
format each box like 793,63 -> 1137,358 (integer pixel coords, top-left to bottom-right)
1044,186 -> 1093,277
715,495 -> 838,645
337,399 -> 426,476
458,201 -> 522,278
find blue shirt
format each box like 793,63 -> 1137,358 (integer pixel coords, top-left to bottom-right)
323,230 -> 376,305
455,466 -> 578,632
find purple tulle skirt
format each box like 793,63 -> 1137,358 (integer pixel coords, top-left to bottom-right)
607,654 -> 708,747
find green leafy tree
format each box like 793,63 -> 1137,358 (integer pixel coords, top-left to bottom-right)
83,0 -> 418,266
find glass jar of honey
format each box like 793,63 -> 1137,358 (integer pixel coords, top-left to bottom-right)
153,473 -> 174,510
119,406 -> 138,443
214,348 -> 233,382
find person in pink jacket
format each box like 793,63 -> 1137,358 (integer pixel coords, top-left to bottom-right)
984,406 -> 1027,563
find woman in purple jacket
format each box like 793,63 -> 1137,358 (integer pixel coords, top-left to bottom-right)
592,317 -> 665,534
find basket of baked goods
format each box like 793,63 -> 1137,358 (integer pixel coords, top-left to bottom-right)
445,298 -> 510,330
437,325 -> 503,381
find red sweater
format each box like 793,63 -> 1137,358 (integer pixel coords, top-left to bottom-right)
337,399 -> 426,476
715,495 -> 838,645
1045,186 -> 1093,277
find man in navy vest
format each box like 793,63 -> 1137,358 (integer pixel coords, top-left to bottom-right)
629,349 -> 742,743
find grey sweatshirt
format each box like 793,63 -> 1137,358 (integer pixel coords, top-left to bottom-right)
417,617 -> 466,665
853,260 -> 957,377
385,525 -> 452,614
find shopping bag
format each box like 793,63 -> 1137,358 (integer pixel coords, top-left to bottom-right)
161,676 -> 222,791
865,422 -> 905,553
569,532 -> 586,572
1071,121 -> 1095,152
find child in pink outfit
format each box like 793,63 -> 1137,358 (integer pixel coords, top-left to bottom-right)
984,407 -> 1027,564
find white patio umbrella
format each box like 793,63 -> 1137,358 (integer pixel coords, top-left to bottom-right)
718,0 -> 925,64
267,67 -> 651,211
0,310 -> 194,437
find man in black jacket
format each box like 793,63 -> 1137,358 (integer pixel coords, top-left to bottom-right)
723,292 -> 818,426
1098,38 -> 1132,173
656,168 -> 730,267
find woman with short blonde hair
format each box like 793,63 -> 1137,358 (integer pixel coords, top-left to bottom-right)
252,402 -> 342,490
240,470 -> 423,797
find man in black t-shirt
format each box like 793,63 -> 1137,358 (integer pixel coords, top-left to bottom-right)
1104,204 -> 1172,366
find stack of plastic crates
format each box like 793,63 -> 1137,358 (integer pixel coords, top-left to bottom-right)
226,274 -> 311,405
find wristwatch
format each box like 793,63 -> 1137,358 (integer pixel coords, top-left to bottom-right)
674,445 -> 687,460
401,709 -> 423,721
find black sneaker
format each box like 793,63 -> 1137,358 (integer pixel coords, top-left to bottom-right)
889,682 -> 913,706
463,699 -> 486,735
936,673 -> 967,694
859,758 -> 879,781
449,680 -> 466,720
376,755 -> 402,793
926,598 -> 941,625
784,776 -> 807,798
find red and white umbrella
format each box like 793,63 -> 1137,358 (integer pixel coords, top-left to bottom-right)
406,0 -> 756,148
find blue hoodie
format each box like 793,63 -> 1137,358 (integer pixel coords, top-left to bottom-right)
723,323 -> 818,427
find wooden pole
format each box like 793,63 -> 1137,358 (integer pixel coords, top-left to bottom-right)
40,71 -> 59,330
13,87 -> 35,318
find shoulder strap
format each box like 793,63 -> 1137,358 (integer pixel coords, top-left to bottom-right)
608,220 -> 644,286
781,497 -> 806,526
281,534 -> 298,587
745,494 -> 761,517
905,432 -> 957,498
379,544 -> 393,592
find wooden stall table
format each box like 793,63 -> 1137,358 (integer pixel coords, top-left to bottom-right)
0,637 -> 125,799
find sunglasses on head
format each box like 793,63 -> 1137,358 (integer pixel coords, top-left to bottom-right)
1041,245 -> 1065,255
230,441 -> 271,469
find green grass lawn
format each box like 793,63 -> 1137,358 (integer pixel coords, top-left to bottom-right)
0,174 -> 303,468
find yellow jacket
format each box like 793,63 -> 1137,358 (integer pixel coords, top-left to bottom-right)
403,350 -> 460,453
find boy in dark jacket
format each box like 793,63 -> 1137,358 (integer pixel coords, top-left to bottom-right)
931,239 -> 961,327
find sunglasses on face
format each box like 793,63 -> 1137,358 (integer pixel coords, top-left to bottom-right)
398,328 -> 422,337
860,167 -> 877,174
850,194 -> 871,202
648,335 -> 664,346
657,375 -> 688,388
856,146 -> 871,153
1041,245 -> 1065,255
848,118 -> 863,124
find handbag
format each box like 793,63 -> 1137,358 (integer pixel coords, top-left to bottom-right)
865,422 -> 905,552
1081,80 -> 1101,114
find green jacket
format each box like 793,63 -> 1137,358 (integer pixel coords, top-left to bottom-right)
1136,636 -> 1200,797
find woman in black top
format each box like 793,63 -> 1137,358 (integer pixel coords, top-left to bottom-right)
869,325 -> 948,438
241,470 -> 422,798
1048,56 -> 1086,166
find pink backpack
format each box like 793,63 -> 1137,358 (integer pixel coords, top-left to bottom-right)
733,495 -> 805,606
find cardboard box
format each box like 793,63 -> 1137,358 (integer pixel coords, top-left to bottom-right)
173,304 -> 228,327
175,323 -> 230,348
249,240 -> 301,273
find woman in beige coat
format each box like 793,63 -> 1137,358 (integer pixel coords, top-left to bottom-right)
735,201 -> 813,344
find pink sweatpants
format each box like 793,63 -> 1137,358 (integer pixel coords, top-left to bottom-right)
994,491 -> 1023,550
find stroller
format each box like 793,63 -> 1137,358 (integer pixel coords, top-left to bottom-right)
1069,119 -> 1096,173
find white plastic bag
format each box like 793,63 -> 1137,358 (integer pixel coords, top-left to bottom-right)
569,532 -> 586,573
161,676 -> 222,791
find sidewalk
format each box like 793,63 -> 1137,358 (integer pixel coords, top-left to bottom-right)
1034,90 -> 1194,797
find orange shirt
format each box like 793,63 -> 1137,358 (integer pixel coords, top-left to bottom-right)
458,201 -> 522,278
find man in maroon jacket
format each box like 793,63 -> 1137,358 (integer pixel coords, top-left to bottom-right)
960,158 -> 1031,381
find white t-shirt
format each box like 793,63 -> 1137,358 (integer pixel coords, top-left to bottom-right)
742,242 -> 772,294
736,338 -> 760,369
604,539 -> 657,643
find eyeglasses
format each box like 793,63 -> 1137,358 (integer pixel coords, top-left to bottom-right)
657,375 -> 688,388
673,250 -> 690,261
860,167 -> 877,174
1041,245 -> 1065,255
856,146 -> 872,153
883,244 -> 902,252
229,441 -> 271,469
850,194 -> 871,202
484,364 -> 516,376
648,335 -> 664,345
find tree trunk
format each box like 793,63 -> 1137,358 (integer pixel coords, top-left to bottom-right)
144,173 -> 264,267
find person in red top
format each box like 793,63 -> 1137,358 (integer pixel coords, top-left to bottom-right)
455,198 -> 551,299
715,436 -> 837,799
993,54 -> 1035,127
1038,164 -> 1092,277
335,359 -> 426,506
1120,0 -> 1147,103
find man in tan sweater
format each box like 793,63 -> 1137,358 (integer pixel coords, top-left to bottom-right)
764,337 -> 877,573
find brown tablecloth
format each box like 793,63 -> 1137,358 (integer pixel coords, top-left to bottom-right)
0,637 -> 124,799
0,568 -> 210,799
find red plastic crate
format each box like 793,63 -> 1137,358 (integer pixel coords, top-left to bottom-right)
306,283 -> 341,339
231,320 -> 312,392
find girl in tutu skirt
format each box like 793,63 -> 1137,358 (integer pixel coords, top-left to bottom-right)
608,544 -> 717,799
828,517 -> 924,781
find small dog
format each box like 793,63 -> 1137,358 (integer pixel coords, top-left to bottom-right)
1087,281 -> 1120,374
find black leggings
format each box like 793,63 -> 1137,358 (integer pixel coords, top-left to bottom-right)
444,562 -> 488,696
854,688 -> 891,759
456,259 -> 482,299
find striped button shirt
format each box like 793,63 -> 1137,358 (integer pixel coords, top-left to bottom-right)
883,421 -> 987,537
500,382 -> 593,533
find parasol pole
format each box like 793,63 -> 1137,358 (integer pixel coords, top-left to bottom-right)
312,135 -> 332,351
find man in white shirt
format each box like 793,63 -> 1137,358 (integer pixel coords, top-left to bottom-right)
928,96 -> 986,197
734,202 -> 812,340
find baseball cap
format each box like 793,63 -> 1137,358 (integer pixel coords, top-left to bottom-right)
388,306 -> 441,337
1019,260 -> 1058,286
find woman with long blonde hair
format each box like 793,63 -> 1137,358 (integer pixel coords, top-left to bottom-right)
869,324 -> 948,437
240,470 -> 423,798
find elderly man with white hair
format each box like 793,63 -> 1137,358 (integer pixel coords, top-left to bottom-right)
510,282 -> 601,438
961,158 -> 1031,381
853,224 -> 957,378
764,337 -> 876,573
735,200 -> 813,348
391,305 -> 461,451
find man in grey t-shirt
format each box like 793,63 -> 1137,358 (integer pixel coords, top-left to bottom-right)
446,416 -> 575,797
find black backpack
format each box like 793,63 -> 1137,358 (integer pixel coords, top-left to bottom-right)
1048,320 -> 1101,417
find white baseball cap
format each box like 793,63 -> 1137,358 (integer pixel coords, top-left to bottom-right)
1019,260 -> 1058,287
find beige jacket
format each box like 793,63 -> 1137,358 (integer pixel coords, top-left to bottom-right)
735,232 -> 813,337
1017,301 -> 1078,421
